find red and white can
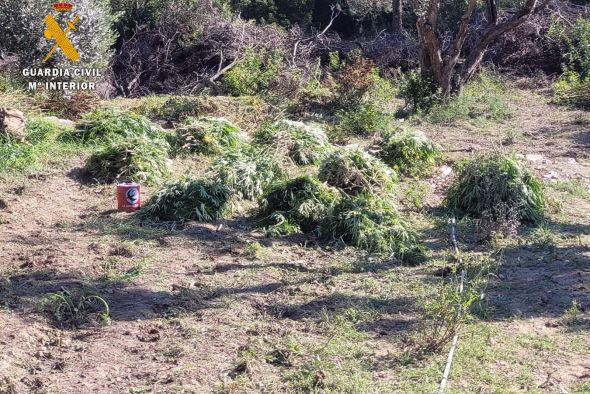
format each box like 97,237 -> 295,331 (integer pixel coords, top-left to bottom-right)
117,183 -> 141,212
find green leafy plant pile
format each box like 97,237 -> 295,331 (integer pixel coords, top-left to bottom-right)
85,136 -> 171,185
139,177 -> 232,222
319,148 -> 396,195
319,195 -> 424,261
445,153 -> 546,223
257,176 -> 340,235
175,116 -> 243,155
372,127 -> 440,176
208,146 -> 285,200
254,120 -> 331,165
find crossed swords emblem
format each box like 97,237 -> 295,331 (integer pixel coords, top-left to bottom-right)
43,14 -> 80,62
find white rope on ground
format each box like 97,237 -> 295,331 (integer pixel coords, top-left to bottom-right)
438,218 -> 466,394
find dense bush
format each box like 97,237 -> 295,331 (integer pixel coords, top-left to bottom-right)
175,116 -> 243,155
547,18 -> 590,109
72,109 -> 164,144
553,71 -> 590,109
547,17 -> 590,78
0,0 -> 116,71
336,103 -> 390,135
223,48 -> 282,96
445,153 -> 546,223
334,54 -> 393,135
258,176 -> 340,235
319,148 -> 395,195
84,136 -> 171,185
398,70 -> 440,114
372,127 -> 440,176
230,0 -> 315,27
139,177 -> 232,222
254,120 -> 331,165
319,195 -> 424,261
209,146 -> 284,200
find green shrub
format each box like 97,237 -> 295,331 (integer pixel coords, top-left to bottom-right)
445,153 -> 546,223
258,176 -> 340,235
85,136 -> 171,185
223,48 -> 282,96
209,146 -> 284,200
334,55 -> 393,135
72,109 -> 164,144
398,70 -> 440,114
230,0 -> 315,27
547,18 -> 590,108
319,148 -> 396,195
372,127 -> 441,176
336,103 -> 390,135
553,71 -> 590,109
175,116 -> 243,155
319,195 -> 425,260
254,120 -> 331,165
139,178 -> 232,222
547,17 -> 590,78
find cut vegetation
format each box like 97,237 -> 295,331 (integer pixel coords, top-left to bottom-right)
445,152 -> 546,223
85,136 -> 171,185
139,177 -> 232,222
254,120 -> 332,165
319,148 -> 396,196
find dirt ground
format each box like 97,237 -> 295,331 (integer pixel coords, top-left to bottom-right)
1,86 -> 589,393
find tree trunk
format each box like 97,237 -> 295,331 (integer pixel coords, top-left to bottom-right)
392,0 -> 403,34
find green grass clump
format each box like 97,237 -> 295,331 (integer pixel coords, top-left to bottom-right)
319,148 -> 396,195
85,136 -> 170,185
258,176 -> 340,235
319,195 -> 424,260
0,118 -> 70,173
72,108 -> 164,143
175,116 -> 243,155
445,153 -> 546,223
139,178 -> 232,222
428,72 -> 514,125
254,120 -> 331,165
372,127 -> 441,176
209,147 -> 284,200
39,289 -> 110,329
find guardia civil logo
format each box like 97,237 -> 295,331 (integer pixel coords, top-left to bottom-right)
43,2 -> 80,62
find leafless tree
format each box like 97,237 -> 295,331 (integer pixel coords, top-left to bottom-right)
416,0 -> 542,96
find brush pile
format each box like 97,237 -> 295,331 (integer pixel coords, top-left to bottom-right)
319,195 -> 424,261
74,108 -> 164,143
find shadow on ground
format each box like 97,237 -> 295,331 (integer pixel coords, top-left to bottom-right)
483,220 -> 590,326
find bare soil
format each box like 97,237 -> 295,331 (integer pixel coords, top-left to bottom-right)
1,86 -> 589,393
